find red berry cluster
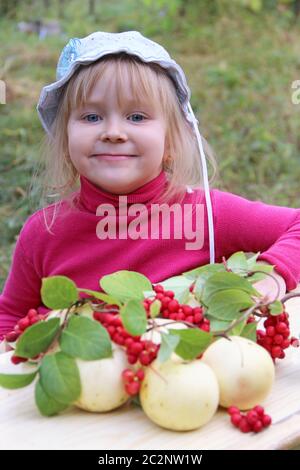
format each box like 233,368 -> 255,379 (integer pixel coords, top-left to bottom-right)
93,307 -> 159,367
145,284 -> 210,332
4,309 -> 46,365
5,309 -> 44,343
256,309 -> 299,360
228,405 -> 272,433
122,368 -> 145,396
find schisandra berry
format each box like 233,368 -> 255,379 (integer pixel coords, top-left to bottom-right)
146,284 -> 210,332
4,308 -> 45,346
93,310 -> 159,366
253,405 -> 265,416
125,381 -> 140,396
122,367 -> 145,396
121,369 -> 135,383
153,284 -> 164,294
246,410 -> 259,426
247,315 -> 256,324
11,355 -> 28,365
227,405 -> 272,433
18,317 -> 31,331
135,368 -> 145,381
291,337 -> 300,348
231,413 -> 242,426
228,406 -> 240,415
139,350 -> 152,366
262,414 -> 272,427
252,420 -> 263,433
239,418 -> 251,433
94,288 -> 209,369
257,309 -> 295,361
5,331 -> 19,343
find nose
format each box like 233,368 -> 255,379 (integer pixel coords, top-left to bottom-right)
99,117 -> 128,143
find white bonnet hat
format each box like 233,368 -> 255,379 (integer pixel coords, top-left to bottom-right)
36,30 -> 215,263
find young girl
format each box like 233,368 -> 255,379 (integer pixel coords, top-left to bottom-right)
0,30 -> 299,340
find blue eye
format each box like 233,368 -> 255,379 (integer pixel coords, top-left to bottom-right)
84,114 -> 100,122
83,113 -> 146,123
129,114 -> 145,122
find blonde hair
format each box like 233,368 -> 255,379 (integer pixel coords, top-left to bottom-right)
31,52 -> 218,232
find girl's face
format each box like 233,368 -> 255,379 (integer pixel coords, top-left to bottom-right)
67,71 -> 168,194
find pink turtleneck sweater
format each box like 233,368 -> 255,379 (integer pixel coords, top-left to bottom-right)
1,170 -> 300,338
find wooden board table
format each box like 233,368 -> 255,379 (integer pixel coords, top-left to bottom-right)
0,288 -> 300,450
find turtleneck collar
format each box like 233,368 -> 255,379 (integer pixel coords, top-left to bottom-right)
77,170 -> 168,213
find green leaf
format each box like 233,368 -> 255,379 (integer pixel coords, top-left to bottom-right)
149,299 -> 161,319
202,271 -> 259,305
120,299 -> 147,336
39,352 -> 81,405
41,276 -> 79,309
207,316 -> 231,332
0,370 -> 38,389
246,252 -> 261,270
208,315 -> 248,335
253,264 -> 274,274
269,300 -> 284,315
157,332 -> 180,363
247,272 -> 270,283
240,322 -> 258,342
100,270 -> 152,303
230,317 -> 248,336
227,251 -> 248,275
192,265 -> 227,302
177,287 -> 191,305
247,263 -> 274,284
35,380 -> 68,416
207,289 -> 254,321
15,318 -> 60,358
154,276 -> 191,303
182,263 -> 225,281
77,289 -> 122,307
143,290 -> 156,299
60,316 -> 112,360
169,328 -> 213,361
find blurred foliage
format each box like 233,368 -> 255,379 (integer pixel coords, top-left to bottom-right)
0,0 -> 300,291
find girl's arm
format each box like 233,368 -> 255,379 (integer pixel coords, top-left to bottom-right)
212,189 -> 300,292
0,233 -> 42,340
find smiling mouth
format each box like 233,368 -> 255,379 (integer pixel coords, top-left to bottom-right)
92,154 -> 137,161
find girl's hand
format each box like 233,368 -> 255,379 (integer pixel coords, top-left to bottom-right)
252,261 -> 286,302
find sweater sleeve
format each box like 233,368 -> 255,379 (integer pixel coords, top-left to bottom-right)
0,220 -> 43,340
212,189 -> 300,291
